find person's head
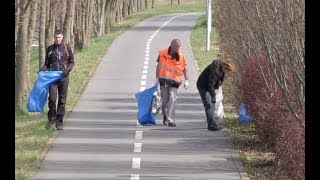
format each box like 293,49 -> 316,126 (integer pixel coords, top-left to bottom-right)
170,39 -> 181,54
220,59 -> 235,73
54,30 -> 63,45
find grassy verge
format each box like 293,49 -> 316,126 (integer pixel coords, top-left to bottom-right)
190,14 -> 280,179
15,1 -> 206,180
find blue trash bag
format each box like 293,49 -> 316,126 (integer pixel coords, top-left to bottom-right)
135,85 -> 158,125
237,103 -> 251,124
26,71 -> 63,112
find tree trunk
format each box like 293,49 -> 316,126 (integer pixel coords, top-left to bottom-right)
39,0 -> 46,68
63,0 -> 75,45
81,0 -> 90,49
122,0 -> 128,18
60,0 -> 67,30
178,0 -> 180,5
70,10 -> 75,51
73,1 -> 81,49
145,0 -> 148,9
15,0 -> 21,48
82,0 -> 94,49
136,0 -> 140,11
129,0 -> 133,14
152,0 -> 154,8
99,0 -> 106,36
114,0 -> 121,24
15,0 -> 31,110
51,9 -> 56,32
92,0 -> 100,37
104,0 -> 112,34
69,0 -> 76,51
117,0 -> 123,22
45,0 -> 52,49
25,0 -> 38,97
132,0 -> 136,12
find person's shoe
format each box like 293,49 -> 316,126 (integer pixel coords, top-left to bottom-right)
163,116 -> 169,125
45,120 -> 54,129
208,126 -> 223,131
168,122 -> 176,127
56,123 -> 63,130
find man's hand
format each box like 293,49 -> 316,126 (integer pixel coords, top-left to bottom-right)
154,78 -> 159,85
211,97 -> 216,104
184,80 -> 189,89
62,70 -> 69,77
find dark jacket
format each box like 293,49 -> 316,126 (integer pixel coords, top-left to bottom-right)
42,43 -> 75,74
196,60 -> 225,99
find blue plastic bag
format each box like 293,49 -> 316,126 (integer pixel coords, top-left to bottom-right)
237,103 -> 251,124
135,85 -> 158,125
26,71 -> 63,112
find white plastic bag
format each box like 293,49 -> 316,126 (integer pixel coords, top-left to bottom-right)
152,86 -> 162,116
214,87 -> 225,119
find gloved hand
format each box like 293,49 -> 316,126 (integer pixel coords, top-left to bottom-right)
184,80 -> 189,89
211,97 -> 216,104
154,78 -> 159,85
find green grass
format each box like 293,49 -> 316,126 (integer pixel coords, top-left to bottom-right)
15,1 -> 206,179
189,15 -> 279,179
189,15 -> 219,71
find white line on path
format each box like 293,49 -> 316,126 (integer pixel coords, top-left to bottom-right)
132,14 -> 183,180
135,131 -> 143,139
132,158 -> 141,169
130,174 -> 140,180
134,143 -> 142,153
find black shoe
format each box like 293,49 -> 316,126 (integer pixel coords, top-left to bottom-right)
56,123 -> 63,130
168,122 -> 176,127
45,120 -> 54,129
163,116 -> 169,125
208,126 -> 223,131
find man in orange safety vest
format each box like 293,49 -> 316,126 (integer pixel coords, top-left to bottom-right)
155,39 -> 189,127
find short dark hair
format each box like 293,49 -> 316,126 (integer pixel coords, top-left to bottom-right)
171,39 -> 181,45
54,29 -> 63,36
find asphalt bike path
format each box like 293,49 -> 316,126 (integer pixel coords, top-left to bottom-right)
32,12 -> 249,180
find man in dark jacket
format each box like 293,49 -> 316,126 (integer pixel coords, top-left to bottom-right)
39,29 -> 75,130
196,58 -> 234,131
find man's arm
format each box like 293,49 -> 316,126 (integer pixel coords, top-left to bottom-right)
183,67 -> 188,80
66,45 -> 75,71
208,64 -> 219,103
183,60 -> 189,89
156,55 -> 160,78
41,46 -> 51,70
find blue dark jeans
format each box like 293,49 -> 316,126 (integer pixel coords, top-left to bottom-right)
48,76 -> 69,124
197,85 -> 218,130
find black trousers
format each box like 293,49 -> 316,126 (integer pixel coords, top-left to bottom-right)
47,77 -> 69,123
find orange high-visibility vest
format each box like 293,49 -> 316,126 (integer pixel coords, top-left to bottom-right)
157,48 -> 186,84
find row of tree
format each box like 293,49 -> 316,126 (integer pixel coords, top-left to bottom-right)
15,0 -> 183,110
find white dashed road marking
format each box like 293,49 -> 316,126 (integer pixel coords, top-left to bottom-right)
130,174 -> 140,180
132,158 -> 141,169
134,143 -> 142,153
132,14 -> 183,179
135,131 -> 143,140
